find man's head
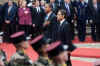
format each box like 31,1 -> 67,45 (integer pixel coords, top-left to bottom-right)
10,31 -> 29,49
31,35 -> 52,55
8,0 -> 13,6
93,0 -> 97,4
45,3 -> 52,13
57,10 -> 66,21
35,0 -> 40,7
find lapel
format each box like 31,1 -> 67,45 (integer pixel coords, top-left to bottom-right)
58,20 -> 66,31
8,6 -> 14,16
47,12 -> 53,20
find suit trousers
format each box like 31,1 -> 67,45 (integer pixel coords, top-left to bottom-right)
77,20 -> 86,41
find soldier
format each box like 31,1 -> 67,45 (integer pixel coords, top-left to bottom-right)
31,34 -> 54,66
47,41 -> 69,66
8,31 -> 33,66
0,49 -> 7,66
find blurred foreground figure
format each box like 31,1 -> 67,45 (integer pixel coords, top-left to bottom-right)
47,41 -> 69,66
31,34 -> 54,66
0,50 -> 7,66
8,31 -> 33,66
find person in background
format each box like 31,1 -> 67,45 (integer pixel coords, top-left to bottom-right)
47,41 -> 69,66
18,0 -> 32,37
52,9 -> 76,66
62,0 -> 76,40
50,0 -> 59,14
88,0 -> 100,41
55,0 -> 64,9
43,3 -> 57,40
31,34 -> 54,66
3,0 -> 18,36
9,31 -> 32,66
31,0 -> 46,36
76,0 -> 88,42
40,0 -> 46,10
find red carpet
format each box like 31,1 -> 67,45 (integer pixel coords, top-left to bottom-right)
72,60 -> 93,66
71,48 -> 100,58
0,43 -> 39,62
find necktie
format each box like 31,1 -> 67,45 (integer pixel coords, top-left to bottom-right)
65,4 -> 70,16
8,6 -> 12,14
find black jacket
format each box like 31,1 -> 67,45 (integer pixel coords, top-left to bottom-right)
52,20 -> 76,51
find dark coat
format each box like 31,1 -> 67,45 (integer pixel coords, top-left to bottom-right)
44,12 -> 57,39
3,2 -> 18,23
87,1 -> 100,24
61,2 -> 76,23
30,7 -> 46,27
76,1 -> 88,21
52,20 -> 76,51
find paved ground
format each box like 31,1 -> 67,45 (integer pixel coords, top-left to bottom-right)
71,43 -> 100,63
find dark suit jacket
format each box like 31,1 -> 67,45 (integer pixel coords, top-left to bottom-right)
62,2 -> 76,23
30,7 -> 46,27
76,1 -> 88,21
50,3 -> 59,14
55,0 -> 64,9
87,2 -> 100,24
52,20 -> 76,51
3,2 -> 18,23
44,12 -> 57,39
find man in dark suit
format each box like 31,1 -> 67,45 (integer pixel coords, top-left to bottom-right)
50,0 -> 59,14
3,0 -> 18,36
55,0 -> 64,9
43,3 -> 57,39
55,9 -> 76,66
62,0 -> 76,40
88,0 -> 100,41
76,0 -> 88,41
30,0 -> 46,36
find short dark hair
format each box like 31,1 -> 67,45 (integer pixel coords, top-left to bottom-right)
58,9 -> 67,18
45,3 -> 53,9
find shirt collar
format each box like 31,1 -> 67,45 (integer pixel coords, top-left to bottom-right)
47,11 -> 52,17
60,19 -> 65,26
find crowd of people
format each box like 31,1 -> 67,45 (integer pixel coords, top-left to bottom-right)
0,0 -> 100,66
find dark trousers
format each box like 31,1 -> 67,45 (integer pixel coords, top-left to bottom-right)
67,53 -> 72,66
4,23 -> 16,36
96,23 -> 100,41
90,23 -> 96,41
18,25 -> 33,36
0,23 -> 3,32
77,20 -> 86,41
70,23 -> 75,40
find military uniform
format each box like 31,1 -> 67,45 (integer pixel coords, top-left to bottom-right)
9,31 -> 32,66
33,56 -> 54,66
0,50 -> 8,66
31,35 -> 54,66
9,50 -> 33,66
47,41 -> 69,66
